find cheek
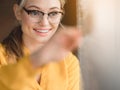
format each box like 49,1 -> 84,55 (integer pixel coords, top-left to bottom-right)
53,19 -> 61,29
21,15 -> 33,27
20,15 -> 35,34
20,14 -> 35,36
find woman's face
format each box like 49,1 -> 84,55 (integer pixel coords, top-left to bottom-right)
15,0 -> 62,44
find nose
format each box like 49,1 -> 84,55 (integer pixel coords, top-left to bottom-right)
39,14 -> 50,26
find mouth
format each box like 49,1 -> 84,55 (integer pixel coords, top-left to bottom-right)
33,28 -> 52,36
36,29 -> 50,33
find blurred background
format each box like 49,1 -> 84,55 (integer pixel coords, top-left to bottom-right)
0,0 -> 120,90
78,0 -> 120,90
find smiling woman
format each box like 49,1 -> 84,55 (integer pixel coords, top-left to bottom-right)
0,0 -> 83,90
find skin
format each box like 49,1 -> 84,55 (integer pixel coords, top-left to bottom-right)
30,27 -> 81,67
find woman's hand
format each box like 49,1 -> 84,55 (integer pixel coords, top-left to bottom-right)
30,26 -> 82,68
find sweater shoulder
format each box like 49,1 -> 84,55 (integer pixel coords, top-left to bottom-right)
0,43 -> 7,65
64,52 -> 80,68
64,52 -> 83,90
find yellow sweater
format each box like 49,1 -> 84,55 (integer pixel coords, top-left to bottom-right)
0,44 -> 83,90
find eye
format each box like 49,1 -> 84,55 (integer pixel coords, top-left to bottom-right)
28,10 -> 40,16
48,11 -> 60,17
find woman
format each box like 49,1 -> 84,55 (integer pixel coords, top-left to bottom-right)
0,0 -> 82,90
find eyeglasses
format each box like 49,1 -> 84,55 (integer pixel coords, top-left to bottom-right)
22,7 -> 63,23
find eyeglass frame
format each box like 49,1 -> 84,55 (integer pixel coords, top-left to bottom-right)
22,7 -> 64,23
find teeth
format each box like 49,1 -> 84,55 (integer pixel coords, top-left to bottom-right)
37,30 -> 49,33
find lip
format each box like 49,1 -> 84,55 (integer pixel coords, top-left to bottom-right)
33,28 -> 52,37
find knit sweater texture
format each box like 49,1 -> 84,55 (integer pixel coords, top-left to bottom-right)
0,44 -> 83,90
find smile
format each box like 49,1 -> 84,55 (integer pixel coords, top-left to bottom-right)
36,30 -> 50,33
33,28 -> 52,37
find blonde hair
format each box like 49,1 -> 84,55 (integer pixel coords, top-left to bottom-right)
16,0 -> 66,9
59,0 -> 66,9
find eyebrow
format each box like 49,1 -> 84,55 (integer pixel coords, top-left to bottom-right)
26,5 -> 61,11
49,7 -> 61,10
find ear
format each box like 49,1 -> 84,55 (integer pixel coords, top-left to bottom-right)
13,4 -> 22,21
